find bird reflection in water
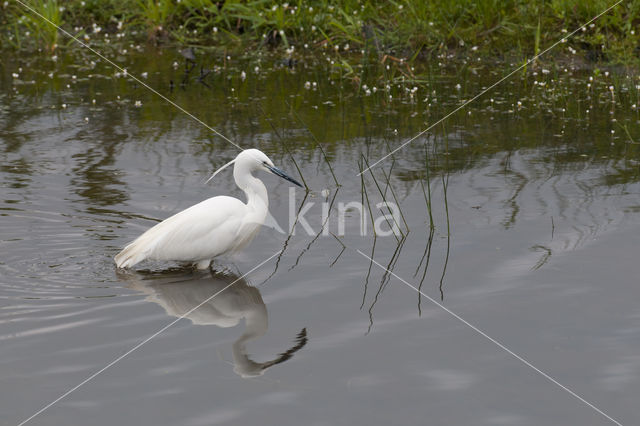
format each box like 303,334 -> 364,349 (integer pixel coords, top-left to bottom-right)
117,268 -> 307,378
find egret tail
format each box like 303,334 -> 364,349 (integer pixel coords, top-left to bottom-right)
114,239 -> 150,268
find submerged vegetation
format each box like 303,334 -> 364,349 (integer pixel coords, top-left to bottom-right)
2,0 -> 640,69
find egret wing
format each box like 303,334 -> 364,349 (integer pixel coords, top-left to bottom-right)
115,196 -> 247,267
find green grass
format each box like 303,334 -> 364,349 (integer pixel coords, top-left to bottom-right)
2,0 -> 640,67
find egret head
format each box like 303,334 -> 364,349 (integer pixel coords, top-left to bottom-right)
206,149 -> 303,187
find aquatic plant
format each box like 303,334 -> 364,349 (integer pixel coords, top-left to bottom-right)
4,0 -> 640,69
136,0 -> 176,40
22,0 -> 61,51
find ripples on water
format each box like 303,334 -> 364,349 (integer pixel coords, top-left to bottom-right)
1,48 -> 640,425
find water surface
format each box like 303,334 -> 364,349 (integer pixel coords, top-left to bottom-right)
1,48 -> 640,426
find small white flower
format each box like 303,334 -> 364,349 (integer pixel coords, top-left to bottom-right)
11,72 -> 19,78
455,83 -> 461,90
134,100 -> 142,107
213,27 -> 218,33
240,71 -> 246,80
141,72 -> 148,78
84,117 -> 89,122
61,103 -> 67,109
304,81 -> 311,89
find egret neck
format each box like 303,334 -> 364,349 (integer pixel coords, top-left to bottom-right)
234,159 -> 268,224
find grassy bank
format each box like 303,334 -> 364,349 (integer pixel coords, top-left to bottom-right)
2,0 -> 640,69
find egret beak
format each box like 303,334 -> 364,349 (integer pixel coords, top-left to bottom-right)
266,165 -> 303,187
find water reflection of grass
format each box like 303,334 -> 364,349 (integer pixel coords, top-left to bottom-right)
5,44 -> 639,188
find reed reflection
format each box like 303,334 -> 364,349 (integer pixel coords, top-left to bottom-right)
118,268 -> 307,378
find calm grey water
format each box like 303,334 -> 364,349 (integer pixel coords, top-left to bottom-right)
1,48 -> 640,426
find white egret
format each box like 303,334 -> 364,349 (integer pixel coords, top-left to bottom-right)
114,149 -> 302,269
